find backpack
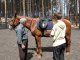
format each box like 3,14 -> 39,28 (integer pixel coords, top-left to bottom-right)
39,18 -> 48,29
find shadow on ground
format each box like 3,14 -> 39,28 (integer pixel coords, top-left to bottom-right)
28,46 -> 53,52
27,52 -> 33,60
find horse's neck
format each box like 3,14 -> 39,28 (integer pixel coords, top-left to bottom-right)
25,18 -> 39,30
25,20 -> 32,30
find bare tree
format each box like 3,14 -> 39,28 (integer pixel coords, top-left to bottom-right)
67,0 -> 70,20
34,0 -> 38,17
59,0 -> 63,14
0,0 -> 1,16
55,0 -> 58,13
23,0 -> 25,15
74,0 -> 78,26
42,0 -> 44,17
4,0 -> 7,28
79,0 -> 80,29
27,0 -> 29,16
49,0 -> 53,16
29,0 -> 31,16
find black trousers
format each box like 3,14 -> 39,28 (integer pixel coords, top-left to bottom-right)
53,43 -> 66,60
18,41 -> 28,60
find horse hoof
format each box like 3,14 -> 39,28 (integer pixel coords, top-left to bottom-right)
66,52 -> 70,55
37,55 -> 41,59
34,52 -> 38,56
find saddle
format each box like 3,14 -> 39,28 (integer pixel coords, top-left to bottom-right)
39,18 -> 52,29
36,18 -> 53,36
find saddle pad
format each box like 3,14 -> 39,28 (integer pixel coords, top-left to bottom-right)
36,21 -> 53,30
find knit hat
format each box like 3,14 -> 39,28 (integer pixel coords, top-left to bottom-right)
19,18 -> 26,23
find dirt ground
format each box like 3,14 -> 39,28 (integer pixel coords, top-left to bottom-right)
0,28 -> 80,60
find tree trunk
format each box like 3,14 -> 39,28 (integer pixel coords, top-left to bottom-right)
34,0 -> 38,17
42,0 -> 44,17
79,0 -> 80,29
23,0 -> 26,15
67,0 -> 70,20
4,0 -> 7,28
27,0 -> 29,16
29,0 -> 31,16
74,0 -> 78,26
60,0 -> 63,14
0,1 -> 1,16
50,0 -> 52,16
55,0 -> 58,13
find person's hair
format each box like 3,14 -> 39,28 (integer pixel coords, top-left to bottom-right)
53,13 -> 62,20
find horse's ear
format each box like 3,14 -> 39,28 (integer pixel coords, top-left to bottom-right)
14,12 -> 17,18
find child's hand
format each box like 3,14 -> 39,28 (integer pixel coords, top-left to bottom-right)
21,44 -> 25,49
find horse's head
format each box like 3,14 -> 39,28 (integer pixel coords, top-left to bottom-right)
8,14 -> 30,30
8,15 -> 22,30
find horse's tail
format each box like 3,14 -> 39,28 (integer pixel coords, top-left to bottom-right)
62,19 -> 71,27
63,19 -> 71,53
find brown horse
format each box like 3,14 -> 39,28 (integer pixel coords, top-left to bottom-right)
8,15 -> 71,58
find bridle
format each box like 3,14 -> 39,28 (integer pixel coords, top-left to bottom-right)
12,18 -> 20,29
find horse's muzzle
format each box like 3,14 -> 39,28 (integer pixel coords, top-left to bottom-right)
8,24 -> 13,30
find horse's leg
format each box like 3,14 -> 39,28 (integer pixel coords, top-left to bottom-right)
35,36 -> 42,58
34,37 -> 39,55
65,33 -> 71,55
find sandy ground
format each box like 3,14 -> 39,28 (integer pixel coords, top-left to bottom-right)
0,29 -> 80,60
